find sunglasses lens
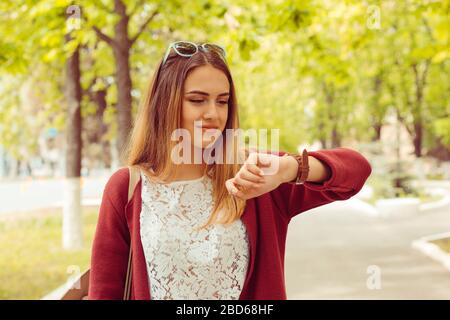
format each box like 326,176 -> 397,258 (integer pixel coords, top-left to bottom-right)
174,42 -> 197,55
203,44 -> 226,58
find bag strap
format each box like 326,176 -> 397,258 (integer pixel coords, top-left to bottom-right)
128,165 -> 141,203
123,165 -> 141,300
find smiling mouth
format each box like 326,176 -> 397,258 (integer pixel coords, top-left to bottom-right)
198,126 -> 219,130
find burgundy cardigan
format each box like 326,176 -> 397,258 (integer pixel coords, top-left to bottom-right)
88,148 -> 372,300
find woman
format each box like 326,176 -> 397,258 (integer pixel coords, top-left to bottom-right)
88,41 -> 372,300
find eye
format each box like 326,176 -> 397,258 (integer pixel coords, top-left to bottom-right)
190,99 -> 204,104
218,100 -> 228,105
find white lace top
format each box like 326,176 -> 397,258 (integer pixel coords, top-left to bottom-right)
139,170 -> 250,300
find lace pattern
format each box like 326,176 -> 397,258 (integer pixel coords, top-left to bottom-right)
139,170 -> 250,300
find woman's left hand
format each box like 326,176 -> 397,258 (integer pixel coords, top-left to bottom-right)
225,151 -> 289,200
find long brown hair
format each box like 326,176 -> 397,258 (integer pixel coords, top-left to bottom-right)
124,43 -> 248,231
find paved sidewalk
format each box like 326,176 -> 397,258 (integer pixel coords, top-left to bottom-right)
284,199 -> 450,299
0,176 -> 108,214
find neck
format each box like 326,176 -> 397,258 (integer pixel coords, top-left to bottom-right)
172,163 -> 208,181
170,144 -> 210,181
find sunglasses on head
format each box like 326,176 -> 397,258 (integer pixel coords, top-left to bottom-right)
162,41 -> 227,66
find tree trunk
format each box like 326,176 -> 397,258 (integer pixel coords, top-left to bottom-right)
113,47 -> 132,164
113,0 -> 132,165
371,74 -> 383,141
93,89 -> 111,168
331,126 -> 341,148
63,33 -> 83,250
413,120 -> 423,158
427,140 -> 450,161
411,62 -> 429,158
372,122 -> 382,141
323,82 -> 340,148
318,116 -> 327,149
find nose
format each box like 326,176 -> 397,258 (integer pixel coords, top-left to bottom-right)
203,100 -> 220,120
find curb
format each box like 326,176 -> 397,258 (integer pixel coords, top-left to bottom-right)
374,188 -> 450,219
419,188 -> 450,212
411,231 -> 450,271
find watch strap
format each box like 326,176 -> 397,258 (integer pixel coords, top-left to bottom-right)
283,149 -> 309,184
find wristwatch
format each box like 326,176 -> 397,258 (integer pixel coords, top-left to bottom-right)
282,149 -> 309,184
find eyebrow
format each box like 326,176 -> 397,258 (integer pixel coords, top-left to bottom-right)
186,90 -> 230,97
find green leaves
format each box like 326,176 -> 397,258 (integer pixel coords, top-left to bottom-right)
434,117 -> 450,147
238,38 -> 260,61
0,0 -> 449,161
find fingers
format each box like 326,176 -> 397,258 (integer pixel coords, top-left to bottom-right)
246,162 -> 265,180
226,171 -> 264,201
235,168 -> 264,188
226,151 -> 275,200
256,152 -> 272,168
247,151 -> 271,168
246,162 -> 264,177
225,178 -> 238,194
225,178 -> 246,199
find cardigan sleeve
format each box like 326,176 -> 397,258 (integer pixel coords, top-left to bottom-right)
270,147 -> 372,221
88,168 -> 130,300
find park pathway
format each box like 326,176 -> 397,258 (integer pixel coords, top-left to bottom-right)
285,196 -> 450,299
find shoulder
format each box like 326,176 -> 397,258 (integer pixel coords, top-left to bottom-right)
102,167 -> 130,206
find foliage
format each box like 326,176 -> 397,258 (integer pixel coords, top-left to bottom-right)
0,0 -> 449,159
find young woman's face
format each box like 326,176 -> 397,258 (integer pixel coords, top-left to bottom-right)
181,64 -> 230,151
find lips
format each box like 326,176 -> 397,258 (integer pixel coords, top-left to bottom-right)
198,126 -> 219,129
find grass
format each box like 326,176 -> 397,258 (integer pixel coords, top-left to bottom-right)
365,193 -> 443,206
418,193 -> 445,203
425,173 -> 445,180
431,237 -> 450,254
365,177 -> 444,206
0,206 -> 99,300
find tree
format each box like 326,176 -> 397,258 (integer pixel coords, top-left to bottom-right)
82,0 -> 159,165
63,5 -> 83,249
